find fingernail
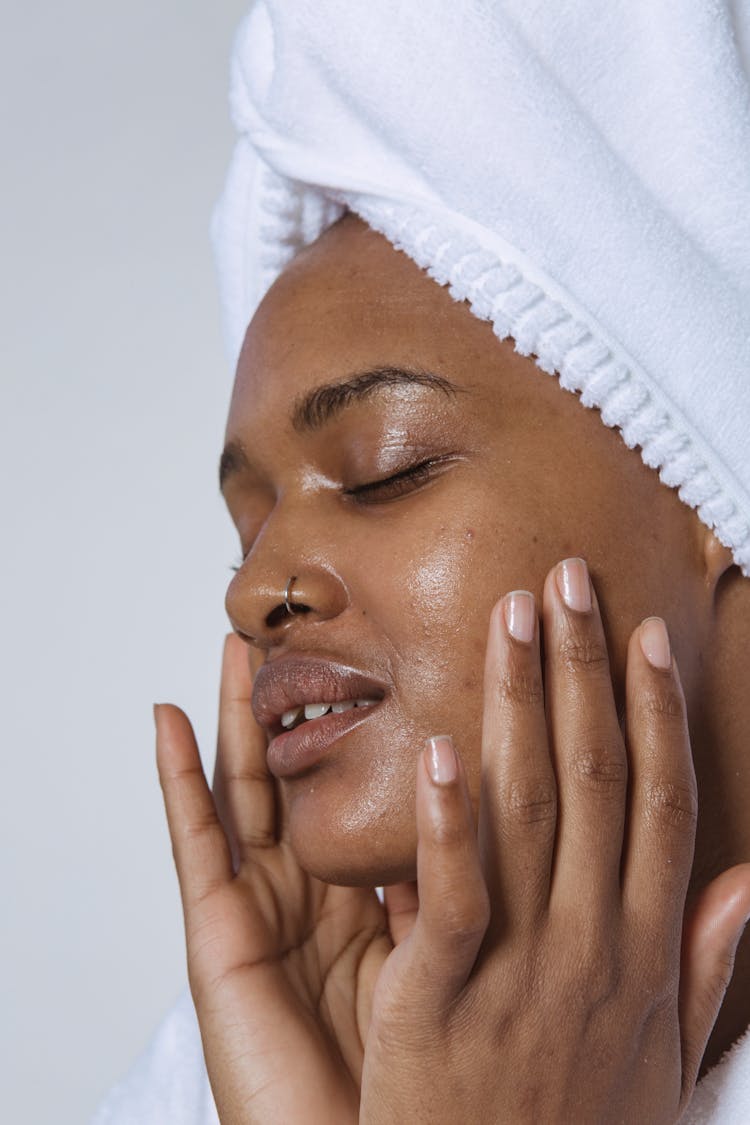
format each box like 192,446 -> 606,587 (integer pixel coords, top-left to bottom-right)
153,703 -> 162,725
426,735 -> 457,785
503,591 -> 535,643
639,617 -> 671,669
556,557 -> 592,613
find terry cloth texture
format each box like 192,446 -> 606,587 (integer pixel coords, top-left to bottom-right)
90,991 -> 219,1125
91,990 -> 750,1124
212,0 -> 750,576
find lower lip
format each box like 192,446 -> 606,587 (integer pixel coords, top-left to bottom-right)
266,704 -> 382,778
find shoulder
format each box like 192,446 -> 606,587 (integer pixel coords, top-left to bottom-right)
91,989 -> 218,1125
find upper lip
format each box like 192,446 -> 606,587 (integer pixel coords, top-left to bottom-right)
252,654 -> 388,732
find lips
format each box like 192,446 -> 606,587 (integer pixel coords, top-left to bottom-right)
252,654 -> 388,777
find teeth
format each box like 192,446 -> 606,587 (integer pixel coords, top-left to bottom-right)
304,703 -> 332,721
281,698 -> 381,728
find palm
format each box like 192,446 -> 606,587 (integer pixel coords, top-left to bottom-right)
157,635 -> 406,1123
190,844 -> 391,1083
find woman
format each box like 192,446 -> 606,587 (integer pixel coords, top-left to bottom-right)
96,2 -> 750,1121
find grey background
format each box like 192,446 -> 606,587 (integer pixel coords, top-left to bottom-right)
5,4 -> 750,1125
2,4 -> 248,1122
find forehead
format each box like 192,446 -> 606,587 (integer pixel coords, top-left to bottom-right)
221,215 -> 666,542
230,214 -> 500,415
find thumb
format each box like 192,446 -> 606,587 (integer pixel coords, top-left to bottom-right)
679,862 -> 750,1098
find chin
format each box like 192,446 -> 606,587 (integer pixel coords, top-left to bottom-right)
282,767 -> 418,886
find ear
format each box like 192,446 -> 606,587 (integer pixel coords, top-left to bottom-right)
701,526 -> 736,593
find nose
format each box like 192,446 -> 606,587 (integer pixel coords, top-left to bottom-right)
226,557 -> 350,647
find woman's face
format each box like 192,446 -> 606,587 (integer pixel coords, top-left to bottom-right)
221,214 -> 706,886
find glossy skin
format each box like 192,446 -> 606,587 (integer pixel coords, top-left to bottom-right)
157,213 -> 750,1120
222,215 -> 747,892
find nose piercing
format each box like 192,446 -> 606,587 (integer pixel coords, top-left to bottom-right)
284,575 -> 298,616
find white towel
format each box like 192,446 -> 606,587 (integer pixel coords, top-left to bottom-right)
683,1025 -> 750,1125
212,0 -> 750,576
90,991 -> 219,1125
91,989 -> 750,1124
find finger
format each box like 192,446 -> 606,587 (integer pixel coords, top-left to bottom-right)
478,594 -> 556,934
621,619 -> 697,933
383,881 -> 419,945
544,558 -> 627,913
212,634 -> 276,862
155,702 -> 234,912
404,737 -> 489,1013
679,863 -> 750,1100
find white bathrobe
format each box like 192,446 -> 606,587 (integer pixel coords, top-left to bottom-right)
92,990 -> 750,1124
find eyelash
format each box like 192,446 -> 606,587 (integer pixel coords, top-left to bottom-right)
343,458 -> 439,504
230,458 -> 445,571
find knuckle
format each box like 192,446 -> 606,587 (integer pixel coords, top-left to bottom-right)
165,762 -> 204,790
558,932 -> 623,1010
644,777 -> 698,830
633,684 -> 686,729
429,813 -> 468,849
568,738 -> 627,795
503,773 -> 557,826
491,667 -> 544,709
224,765 -> 269,785
183,812 -> 219,843
238,828 -> 273,850
441,890 -> 491,945
558,632 -> 610,678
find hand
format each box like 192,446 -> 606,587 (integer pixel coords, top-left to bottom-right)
155,635 -> 394,1125
360,558 -> 750,1124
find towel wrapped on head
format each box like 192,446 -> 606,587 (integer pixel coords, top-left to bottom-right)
212,0 -> 750,576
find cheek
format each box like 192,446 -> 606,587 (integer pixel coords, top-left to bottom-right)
285,497 -> 554,884
356,494 -> 557,800
284,519 -> 499,884
357,516 -> 511,791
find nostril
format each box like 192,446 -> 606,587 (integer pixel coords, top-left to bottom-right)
266,601 -> 312,628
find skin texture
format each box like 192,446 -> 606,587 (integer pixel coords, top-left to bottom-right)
223,215 -> 749,884
157,212 -> 750,1120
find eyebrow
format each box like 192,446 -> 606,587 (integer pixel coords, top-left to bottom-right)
219,440 -> 252,491
219,365 -> 463,490
291,365 -> 461,432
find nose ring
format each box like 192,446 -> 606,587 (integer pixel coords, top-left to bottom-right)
284,575 -> 298,616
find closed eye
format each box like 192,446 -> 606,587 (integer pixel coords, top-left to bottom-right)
344,457 -> 453,504
229,455 -> 459,570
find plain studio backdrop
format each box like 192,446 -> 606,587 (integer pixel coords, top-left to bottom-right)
2,4 -> 250,1122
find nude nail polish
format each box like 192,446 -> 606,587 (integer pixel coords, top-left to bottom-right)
426,735 -> 457,785
503,591 -> 535,643
556,557 -> 592,613
639,617 -> 671,669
